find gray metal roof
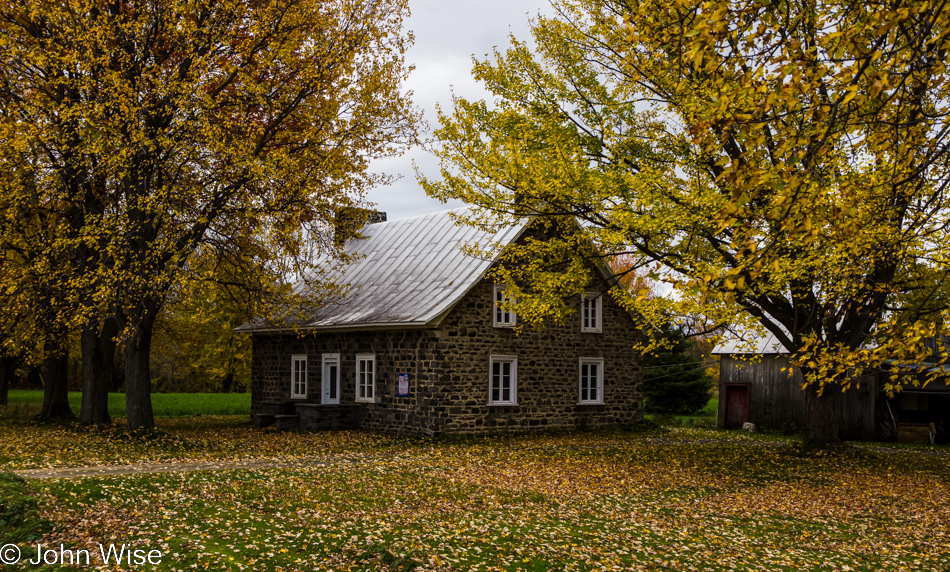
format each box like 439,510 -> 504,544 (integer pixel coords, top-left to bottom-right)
711,332 -> 789,355
239,209 -> 526,332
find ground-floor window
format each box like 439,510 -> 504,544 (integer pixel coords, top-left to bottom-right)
489,355 -> 518,405
291,355 -> 307,399
356,354 -> 375,403
578,357 -> 604,404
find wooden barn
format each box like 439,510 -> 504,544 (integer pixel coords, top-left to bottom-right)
713,334 -> 950,444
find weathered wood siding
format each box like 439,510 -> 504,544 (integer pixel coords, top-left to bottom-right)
718,355 -> 878,439
718,355 -> 804,431
838,374 -> 878,440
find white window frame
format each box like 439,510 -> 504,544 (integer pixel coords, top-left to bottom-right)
488,355 -> 518,406
581,292 -> 603,333
291,355 -> 308,399
578,357 -> 605,405
493,284 -> 517,328
355,354 -> 376,403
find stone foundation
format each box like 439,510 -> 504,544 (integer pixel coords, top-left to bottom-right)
274,414 -> 299,431
296,403 -> 362,430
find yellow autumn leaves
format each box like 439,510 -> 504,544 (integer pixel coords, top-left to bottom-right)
0,0 -> 419,427
422,0 -> 950,415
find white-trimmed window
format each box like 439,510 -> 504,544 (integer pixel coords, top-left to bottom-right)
488,355 -> 518,405
581,292 -> 603,333
578,358 -> 604,404
291,355 -> 308,399
356,354 -> 375,403
493,284 -> 517,327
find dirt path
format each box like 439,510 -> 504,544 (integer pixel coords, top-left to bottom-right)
13,453 -> 390,480
13,438 -> 947,480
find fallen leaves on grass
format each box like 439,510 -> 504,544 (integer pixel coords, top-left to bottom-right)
18,426 -> 950,572
0,417 -> 403,470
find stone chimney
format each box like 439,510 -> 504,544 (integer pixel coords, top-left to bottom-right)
334,208 -> 387,247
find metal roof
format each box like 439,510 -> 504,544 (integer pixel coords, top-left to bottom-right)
711,332 -> 789,355
238,209 -> 527,332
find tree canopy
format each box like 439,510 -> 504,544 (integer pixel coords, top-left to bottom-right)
421,0 -> 950,442
0,0 -> 418,428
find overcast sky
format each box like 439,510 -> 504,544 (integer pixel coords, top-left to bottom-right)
365,0 -> 553,221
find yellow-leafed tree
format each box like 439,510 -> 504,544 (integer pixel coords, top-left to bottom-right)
422,0 -> 950,443
151,240 -> 280,394
0,0 -> 418,429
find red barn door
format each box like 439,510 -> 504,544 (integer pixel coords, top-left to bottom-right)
724,384 -> 750,428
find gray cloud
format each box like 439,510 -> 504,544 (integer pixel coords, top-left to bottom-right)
366,0 -> 552,221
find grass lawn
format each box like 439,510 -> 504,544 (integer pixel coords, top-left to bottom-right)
0,417 -> 947,571
3,390 -> 250,418
697,397 -> 718,417
645,398 -> 719,427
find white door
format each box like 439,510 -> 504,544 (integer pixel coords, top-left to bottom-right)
322,354 -> 340,405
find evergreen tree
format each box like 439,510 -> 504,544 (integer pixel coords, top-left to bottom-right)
643,328 -> 713,416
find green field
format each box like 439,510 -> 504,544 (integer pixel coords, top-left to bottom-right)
644,397 -> 719,426
2,392 -> 718,423
3,390 -> 250,418
680,396 -> 719,418
0,416 -> 947,571
697,396 -> 718,416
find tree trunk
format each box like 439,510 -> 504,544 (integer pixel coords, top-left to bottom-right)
39,336 -> 74,419
803,382 -> 840,446
124,303 -> 158,431
222,371 -> 234,393
0,356 -> 13,406
80,317 -> 118,425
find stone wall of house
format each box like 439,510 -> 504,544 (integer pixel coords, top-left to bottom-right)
428,278 -> 644,433
251,281 -> 644,435
250,335 -> 290,414
250,329 -> 443,435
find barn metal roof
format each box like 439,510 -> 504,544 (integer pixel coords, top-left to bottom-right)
711,332 -> 790,355
238,209 -> 527,332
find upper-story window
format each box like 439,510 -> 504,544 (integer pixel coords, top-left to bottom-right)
493,284 -> 517,328
581,292 -> 603,333
291,355 -> 307,399
356,354 -> 375,403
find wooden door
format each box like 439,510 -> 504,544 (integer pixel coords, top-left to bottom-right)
724,384 -> 750,428
322,354 -> 340,405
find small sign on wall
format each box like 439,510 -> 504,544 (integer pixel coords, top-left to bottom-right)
397,373 -> 410,396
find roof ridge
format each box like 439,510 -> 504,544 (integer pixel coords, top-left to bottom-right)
238,208 -> 527,333
366,206 -> 470,228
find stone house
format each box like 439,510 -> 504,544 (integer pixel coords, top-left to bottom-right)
239,209 -> 645,435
